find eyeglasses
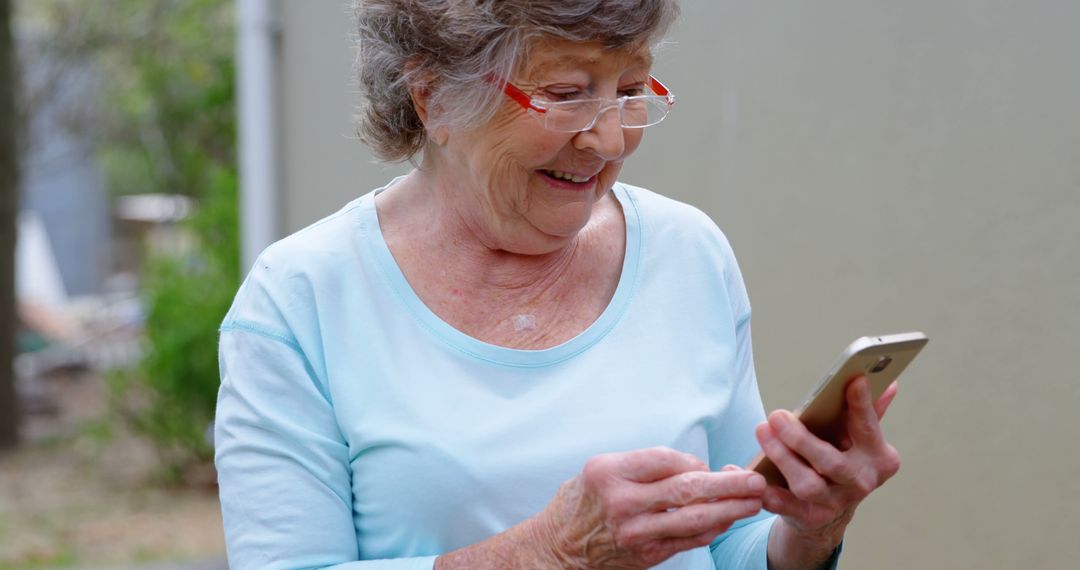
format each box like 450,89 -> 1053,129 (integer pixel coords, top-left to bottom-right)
498,75 -> 676,133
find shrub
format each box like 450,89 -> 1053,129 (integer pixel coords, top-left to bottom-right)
133,165 -> 239,473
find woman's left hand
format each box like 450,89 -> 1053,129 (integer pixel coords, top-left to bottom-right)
754,375 -> 902,568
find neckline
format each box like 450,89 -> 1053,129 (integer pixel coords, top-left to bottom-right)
359,181 -> 643,368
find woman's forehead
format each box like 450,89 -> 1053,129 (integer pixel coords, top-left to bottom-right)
521,39 -> 653,80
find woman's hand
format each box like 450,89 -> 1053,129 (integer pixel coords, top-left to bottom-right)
755,376 -> 902,569
532,447 -> 766,569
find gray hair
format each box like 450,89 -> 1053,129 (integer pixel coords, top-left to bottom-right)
354,0 -> 681,162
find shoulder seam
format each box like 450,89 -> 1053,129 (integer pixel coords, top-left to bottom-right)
220,320 -> 304,355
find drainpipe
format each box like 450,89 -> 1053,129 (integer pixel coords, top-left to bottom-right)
237,0 -> 282,271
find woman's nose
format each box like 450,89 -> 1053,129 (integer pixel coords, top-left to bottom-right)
576,106 -> 626,160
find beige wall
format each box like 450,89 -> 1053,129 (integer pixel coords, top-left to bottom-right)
278,1 -> 407,233
278,2 -> 1080,568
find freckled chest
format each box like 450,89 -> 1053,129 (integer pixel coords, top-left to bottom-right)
391,217 -> 625,351
426,249 -> 621,349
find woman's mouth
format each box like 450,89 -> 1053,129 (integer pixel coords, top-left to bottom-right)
538,169 -> 597,190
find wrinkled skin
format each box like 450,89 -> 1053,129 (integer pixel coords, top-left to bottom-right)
758,376 -> 903,569
420,31 -> 905,570
532,448 -> 766,569
526,377 -> 903,570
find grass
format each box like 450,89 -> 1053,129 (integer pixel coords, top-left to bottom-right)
0,371 -> 225,568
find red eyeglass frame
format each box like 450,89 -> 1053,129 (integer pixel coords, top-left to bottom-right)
498,75 -> 674,113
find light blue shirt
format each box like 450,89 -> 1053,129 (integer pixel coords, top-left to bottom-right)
215,182 -> 820,569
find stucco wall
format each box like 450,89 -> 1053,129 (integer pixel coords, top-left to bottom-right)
278,0 -> 407,233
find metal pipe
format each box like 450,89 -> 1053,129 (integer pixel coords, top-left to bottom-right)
237,0 -> 281,271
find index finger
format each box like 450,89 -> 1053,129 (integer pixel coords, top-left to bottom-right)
615,447 -> 709,483
634,469 -> 766,512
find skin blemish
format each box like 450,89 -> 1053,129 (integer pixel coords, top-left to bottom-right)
511,314 -> 538,332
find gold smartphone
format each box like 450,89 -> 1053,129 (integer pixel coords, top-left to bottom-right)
748,332 -> 929,488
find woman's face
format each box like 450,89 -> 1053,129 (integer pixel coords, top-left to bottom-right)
433,39 -> 652,254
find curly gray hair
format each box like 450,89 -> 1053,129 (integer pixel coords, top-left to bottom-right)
354,0 -> 680,162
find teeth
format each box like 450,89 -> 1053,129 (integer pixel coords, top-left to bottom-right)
547,170 -> 591,183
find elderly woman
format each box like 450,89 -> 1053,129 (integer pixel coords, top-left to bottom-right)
214,1 -> 901,569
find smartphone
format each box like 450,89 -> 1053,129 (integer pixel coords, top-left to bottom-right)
748,332 -> 929,488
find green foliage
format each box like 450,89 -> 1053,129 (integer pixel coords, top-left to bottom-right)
23,0 -> 241,472
90,0 -> 237,201
0,548 -> 76,569
135,166 -> 239,466
115,2 -> 239,470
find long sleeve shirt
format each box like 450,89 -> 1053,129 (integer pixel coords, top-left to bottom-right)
215,181 -> 828,569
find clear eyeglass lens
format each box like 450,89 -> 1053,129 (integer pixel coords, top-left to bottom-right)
542,96 -> 670,132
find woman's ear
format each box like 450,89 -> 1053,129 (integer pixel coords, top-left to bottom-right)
407,82 -> 432,125
405,65 -> 448,145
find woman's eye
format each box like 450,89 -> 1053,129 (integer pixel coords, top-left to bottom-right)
619,86 -> 647,97
544,90 -> 587,102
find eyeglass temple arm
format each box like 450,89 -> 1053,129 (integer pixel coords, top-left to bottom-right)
647,75 -> 675,105
499,80 -> 547,113
647,75 -> 670,96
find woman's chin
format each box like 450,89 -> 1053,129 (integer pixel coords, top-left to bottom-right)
500,216 -> 590,255
545,218 -> 597,241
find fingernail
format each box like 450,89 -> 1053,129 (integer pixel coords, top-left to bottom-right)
744,498 -> 762,511
748,474 -> 766,492
769,412 -> 790,431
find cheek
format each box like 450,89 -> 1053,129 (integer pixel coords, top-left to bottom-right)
524,132 -> 576,167
622,128 -> 645,159
485,128 -> 567,175
484,106 -> 565,164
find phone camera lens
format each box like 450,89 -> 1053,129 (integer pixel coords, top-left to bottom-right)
869,356 -> 892,373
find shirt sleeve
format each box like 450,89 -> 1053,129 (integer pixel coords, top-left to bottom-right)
215,318 -> 437,570
704,245 -> 841,570
705,307 -> 777,569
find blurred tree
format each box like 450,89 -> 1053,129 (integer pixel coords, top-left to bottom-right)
15,0 -> 238,475
94,0 -> 238,478
0,0 -> 18,451
17,0 -> 235,202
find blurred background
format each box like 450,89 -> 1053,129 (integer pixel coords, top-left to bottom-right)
2,0 -> 234,567
0,1 -> 1077,569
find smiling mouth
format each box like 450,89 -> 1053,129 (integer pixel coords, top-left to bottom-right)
539,169 -> 596,184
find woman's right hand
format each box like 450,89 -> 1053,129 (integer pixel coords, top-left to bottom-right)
531,447 -> 766,569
